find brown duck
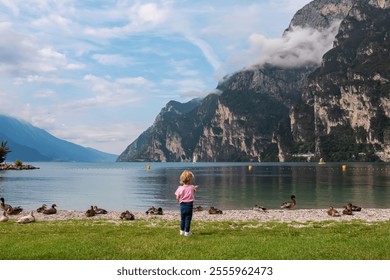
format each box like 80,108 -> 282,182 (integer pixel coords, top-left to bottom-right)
36,204 -> 47,213
120,210 -> 135,220
93,205 -> 108,214
85,205 -> 96,217
208,207 -> 223,214
327,207 -> 341,217
43,204 -> 57,215
280,195 -> 296,209
1,197 -> 23,215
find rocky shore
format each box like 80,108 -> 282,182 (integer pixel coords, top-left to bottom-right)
0,163 -> 39,170
5,208 -> 390,223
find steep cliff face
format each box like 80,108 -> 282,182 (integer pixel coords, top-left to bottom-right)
302,1 -> 390,161
117,0 -> 390,162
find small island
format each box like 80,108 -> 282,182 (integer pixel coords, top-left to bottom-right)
0,163 -> 40,170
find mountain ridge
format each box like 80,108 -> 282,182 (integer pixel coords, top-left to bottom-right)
117,0 -> 390,163
0,115 -> 117,162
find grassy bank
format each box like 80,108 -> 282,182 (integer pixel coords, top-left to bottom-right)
1,218 -> 389,260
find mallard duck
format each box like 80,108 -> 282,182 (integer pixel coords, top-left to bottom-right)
345,203 -> 362,212
0,211 -> 9,222
120,210 -> 135,220
208,207 -> 223,214
93,205 -> 108,214
193,205 -> 203,212
280,195 -> 296,209
1,197 -> 23,215
6,206 -> 23,215
146,206 -> 163,215
342,205 -> 353,215
17,211 -> 35,224
146,206 -> 157,214
36,204 -> 47,213
0,197 -> 12,211
252,205 -> 267,212
327,207 -> 341,217
85,205 -> 96,217
43,204 -> 57,215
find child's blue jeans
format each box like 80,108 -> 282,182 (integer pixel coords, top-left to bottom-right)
180,202 -> 193,232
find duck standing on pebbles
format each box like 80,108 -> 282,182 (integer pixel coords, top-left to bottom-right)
17,211 -> 35,224
208,207 -> 223,214
327,207 -> 341,217
252,205 -> 267,212
85,205 -> 96,217
0,211 -> 9,222
193,205 -> 203,212
146,206 -> 163,215
43,204 -> 57,215
280,195 -> 296,209
346,203 -> 362,212
342,204 -> 353,215
120,210 -> 135,220
93,205 -> 108,214
1,197 -> 23,214
36,204 -> 47,213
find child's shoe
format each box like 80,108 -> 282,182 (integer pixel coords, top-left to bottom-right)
180,230 -> 185,235
184,231 -> 192,236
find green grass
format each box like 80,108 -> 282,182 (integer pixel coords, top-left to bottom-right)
1,218 -> 389,260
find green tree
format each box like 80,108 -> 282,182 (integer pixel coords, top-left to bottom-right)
0,140 -> 11,163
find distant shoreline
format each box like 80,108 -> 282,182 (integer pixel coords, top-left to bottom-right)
4,209 -> 390,223
0,163 -> 39,170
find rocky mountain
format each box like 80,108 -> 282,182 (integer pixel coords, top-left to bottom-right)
118,0 -> 390,163
0,115 -> 117,162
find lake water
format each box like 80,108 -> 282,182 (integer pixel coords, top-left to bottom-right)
0,162 -> 389,212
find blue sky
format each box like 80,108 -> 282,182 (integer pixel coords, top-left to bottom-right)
0,0 -> 312,154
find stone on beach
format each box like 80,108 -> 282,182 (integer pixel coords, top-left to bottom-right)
3,209 -> 390,223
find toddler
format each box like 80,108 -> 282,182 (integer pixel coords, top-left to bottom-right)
175,170 -> 198,236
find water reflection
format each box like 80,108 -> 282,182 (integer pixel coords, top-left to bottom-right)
0,162 -> 389,211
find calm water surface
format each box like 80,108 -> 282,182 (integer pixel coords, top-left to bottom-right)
0,162 -> 389,211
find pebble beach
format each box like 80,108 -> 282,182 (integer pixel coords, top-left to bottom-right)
6,208 -> 390,223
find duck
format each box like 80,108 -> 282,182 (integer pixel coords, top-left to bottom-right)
146,206 -> 157,215
252,205 -> 267,212
342,204 -> 353,215
36,204 -> 47,213
85,205 -> 96,217
208,207 -> 223,214
1,197 -> 23,215
93,205 -> 108,214
0,197 -> 13,212
42,204 -> 57,215
120,210 -> 135,220
146,206 -> 163,215
6,206 -> 23,215
327,207 -> 341,217
345,203 -> 362,212
17,211 -> 35,224
0,211 -> 9,222
193,205 -> 203,212
280,195 -> 296,209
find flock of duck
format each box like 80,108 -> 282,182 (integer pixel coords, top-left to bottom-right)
252,195 -> 363,218
0,194 -> 363,223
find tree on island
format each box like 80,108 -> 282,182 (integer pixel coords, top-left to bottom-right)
0,140 -> 11,163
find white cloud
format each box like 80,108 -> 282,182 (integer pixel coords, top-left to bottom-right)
222,21 -> 341,72
0,0 -> 19,15
49,122 -> 143,154
13,75 -> 72,85
92,54 -> 136,67
116,77 -> 150,86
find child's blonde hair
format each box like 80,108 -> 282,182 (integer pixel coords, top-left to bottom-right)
180,170 -> 194,185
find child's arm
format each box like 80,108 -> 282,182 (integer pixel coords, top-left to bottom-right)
176,195 -> 180,201
194,185 -> 199,191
